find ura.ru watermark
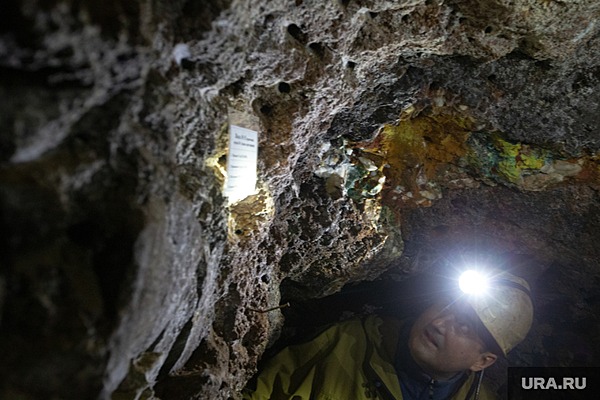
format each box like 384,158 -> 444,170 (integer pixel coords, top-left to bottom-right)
521,377 -> 586,390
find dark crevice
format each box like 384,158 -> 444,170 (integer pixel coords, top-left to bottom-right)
157,318 -> 195,380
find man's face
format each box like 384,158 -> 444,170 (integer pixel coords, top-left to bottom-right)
408,300 -> 497,380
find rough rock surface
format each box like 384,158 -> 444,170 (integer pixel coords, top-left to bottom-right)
1,0 -> 599,399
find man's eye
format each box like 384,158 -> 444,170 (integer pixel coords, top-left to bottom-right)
455,316 -> 474,333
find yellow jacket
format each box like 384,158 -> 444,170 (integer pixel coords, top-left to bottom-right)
243,315 -> 498,400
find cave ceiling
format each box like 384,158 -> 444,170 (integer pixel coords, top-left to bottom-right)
1,0 -> 600,399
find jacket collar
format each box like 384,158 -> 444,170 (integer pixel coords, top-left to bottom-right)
363,316 -> 405,399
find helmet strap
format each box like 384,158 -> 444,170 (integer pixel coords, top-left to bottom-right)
493,278 -> 531,298
465,369 -> 485,400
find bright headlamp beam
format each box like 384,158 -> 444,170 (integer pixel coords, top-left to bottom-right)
459,270 -> 489,295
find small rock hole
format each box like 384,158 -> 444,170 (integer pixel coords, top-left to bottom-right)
287,24 -> 307,43
180,58 -> 195,70
235,229 -> 244,235
263,14 -> 274,26
278,82 -> 291,93
259,104 -> 272,115
308,42 -> 325,58
484,26 -> 493,33
345,60 -> 356,69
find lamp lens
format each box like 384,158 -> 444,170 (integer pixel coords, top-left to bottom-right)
459,270 -> 488,295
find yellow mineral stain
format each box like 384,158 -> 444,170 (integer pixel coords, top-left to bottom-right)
493,136 -> 547,183
383,116 -> 472,192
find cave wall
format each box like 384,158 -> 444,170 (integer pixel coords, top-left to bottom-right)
1,0 -> 600,399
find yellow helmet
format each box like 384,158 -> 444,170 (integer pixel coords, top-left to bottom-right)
463,271 -> 534,356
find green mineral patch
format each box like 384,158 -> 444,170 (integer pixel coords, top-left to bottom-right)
493,136 -> 548,183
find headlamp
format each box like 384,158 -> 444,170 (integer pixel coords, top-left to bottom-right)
456,268 -> 534,356
459,269 -> 532,297
458,269 -> 489,295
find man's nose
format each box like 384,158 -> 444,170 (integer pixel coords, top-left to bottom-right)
431,313 -> 455,333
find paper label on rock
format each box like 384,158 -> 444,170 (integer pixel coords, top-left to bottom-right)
225,125 -> 258,203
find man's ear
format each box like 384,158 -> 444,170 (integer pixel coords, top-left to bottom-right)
469,352 -> 498,372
